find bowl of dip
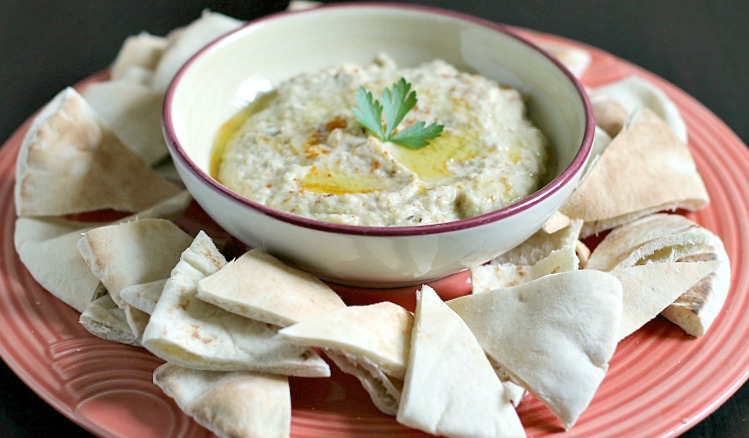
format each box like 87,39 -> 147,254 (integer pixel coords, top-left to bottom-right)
163,3 -> 594,287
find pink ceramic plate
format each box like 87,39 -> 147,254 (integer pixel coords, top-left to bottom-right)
1,29 -> 748,437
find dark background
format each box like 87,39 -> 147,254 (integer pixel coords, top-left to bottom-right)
1,1 -> 747,437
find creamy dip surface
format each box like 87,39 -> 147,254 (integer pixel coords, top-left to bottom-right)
215,55 -> 551,226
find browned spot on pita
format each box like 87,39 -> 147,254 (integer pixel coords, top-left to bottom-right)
673,273 -> 713,313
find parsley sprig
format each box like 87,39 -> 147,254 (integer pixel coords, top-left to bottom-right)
352,78 -> 444,149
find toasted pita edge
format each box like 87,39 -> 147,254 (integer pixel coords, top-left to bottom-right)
609,260 -> 721,340
661,233 -> 731,336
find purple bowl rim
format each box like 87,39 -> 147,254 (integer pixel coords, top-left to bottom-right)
163,2 -> 595,237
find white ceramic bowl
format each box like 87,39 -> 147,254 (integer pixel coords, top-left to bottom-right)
163,3 -> 594,288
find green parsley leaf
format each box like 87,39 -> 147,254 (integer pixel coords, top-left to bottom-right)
352,86 -> 384,138
390,121 -> 445,149
353,78 -> 444,149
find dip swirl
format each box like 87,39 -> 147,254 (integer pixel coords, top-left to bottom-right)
215,55 -> 551,226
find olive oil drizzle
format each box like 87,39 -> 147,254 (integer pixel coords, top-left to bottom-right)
210,91 -> 277,178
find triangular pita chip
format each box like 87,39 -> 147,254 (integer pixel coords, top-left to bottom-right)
279,301 -> 412,415
279,302 -> 411,378
587,213 -> 731,336
536,41 -> 591,78
79,289 -> 140,346
590,95 -> 628,138
541,210 -> 571,234
589,75 -> 687,143
14,216 -> 106,313
609,261 -> 720,340
81,80 -> 168,164
141,231 -> 329,377
397,286 -> 525,437
197,248 -> 345,327
77,218 -> 194,307
151,11 -> 243,91
110,31 -> 167,82
287,1 -> 322,11
154,363 -> 290,438
13,192 -> 191,313
448,270 -> 622,429
119,279 -> 167,315
560,108 -> 709,236
14,87 -> 182,216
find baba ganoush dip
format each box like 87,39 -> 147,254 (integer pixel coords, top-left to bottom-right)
215,55 -> 551,226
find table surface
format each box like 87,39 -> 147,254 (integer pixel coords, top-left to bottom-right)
1,1 -> 747,437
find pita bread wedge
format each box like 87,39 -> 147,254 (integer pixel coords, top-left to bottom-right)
110,31 -> 167,82
81,80 -> 168,165
472,219 -> 584,293
13,192 -> 191,313
541,211 -> 571,234
279,302 -> 411,379
154,363 -> 290,438
609,261 -> 720,340
151,11 -> 243,91
397,286 -> 525,437
141,231 -> 329,377
14,87 -> 182,216
77,218 -> 194,307
279,302 -> 412,415
119,279 -> 167,315
448,270 -> 623,429
587,213 -> 731,336
197,249 -> 345,327
560,108 -> 709,237
79,292 -> 139,346
591,95 -> 629,138
287,1 -> 322,11
537,41 -> 592,78
589,75 -> 687,143
14,216 -> 107,312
